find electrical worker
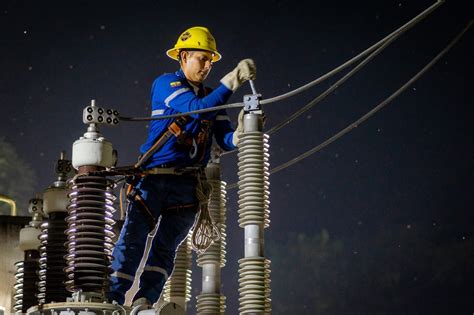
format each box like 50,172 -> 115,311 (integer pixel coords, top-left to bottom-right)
107,26 -> 255,310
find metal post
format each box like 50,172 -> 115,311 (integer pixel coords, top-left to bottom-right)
0,194 -> 17,216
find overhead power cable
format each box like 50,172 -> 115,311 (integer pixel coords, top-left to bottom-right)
226,20 -> 472,190
260,0 -> 444,106
266,5 -> 422,136
221,14 -> 409,157
118,0 -> 444,123
220,0 -> 443,157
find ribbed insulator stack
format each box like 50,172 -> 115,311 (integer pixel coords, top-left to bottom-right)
37,152 -> 73,305
13,260 -> 24,313
238,257 -> 271,314
237,113 -> 272,314
196,163 -> 227,314
14,251 -> 40,313
38,211 -> 69,304
237,132 -> 270,229
163,233 -> 193,308
198,179 -> 227,267
13,197 -> 43,313
65,174 -> 116,295
196,294 -> 226,315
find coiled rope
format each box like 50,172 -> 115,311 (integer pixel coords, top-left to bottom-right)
191,172 -> 221,254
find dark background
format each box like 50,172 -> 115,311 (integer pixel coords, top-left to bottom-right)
0,0 -> 472,314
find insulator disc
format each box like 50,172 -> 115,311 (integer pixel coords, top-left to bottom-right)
65,174 -> 116,294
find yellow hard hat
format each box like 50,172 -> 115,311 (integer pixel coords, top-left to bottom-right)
166,26 -> 222,62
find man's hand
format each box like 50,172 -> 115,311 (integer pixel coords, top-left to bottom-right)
221,59 -> 256,92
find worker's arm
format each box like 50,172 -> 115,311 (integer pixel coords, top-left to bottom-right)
152,59 -> 256,118
153,75 -> 232,119
213,109 -> 236,151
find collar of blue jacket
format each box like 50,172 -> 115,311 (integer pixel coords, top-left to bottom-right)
175,68 -> 204,93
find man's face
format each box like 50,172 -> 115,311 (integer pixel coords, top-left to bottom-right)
181,50 -> 213,84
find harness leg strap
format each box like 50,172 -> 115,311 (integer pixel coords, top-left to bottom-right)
132,194 -> 157,232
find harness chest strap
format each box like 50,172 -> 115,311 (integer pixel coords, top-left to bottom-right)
136,82 -> 217,169
195,120 -> 212,162
136,116 -> 212,169
135,116 -> 191,168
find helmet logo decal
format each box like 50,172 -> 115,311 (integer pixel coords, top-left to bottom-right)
180,31 -> 191,41
167,27 -> 221,62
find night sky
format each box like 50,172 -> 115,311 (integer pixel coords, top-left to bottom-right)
0,0 -> 472,314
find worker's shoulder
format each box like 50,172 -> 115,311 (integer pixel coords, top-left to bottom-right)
154,72 -> 186,88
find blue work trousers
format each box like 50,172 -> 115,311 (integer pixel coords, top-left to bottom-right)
108,174 -> 198,305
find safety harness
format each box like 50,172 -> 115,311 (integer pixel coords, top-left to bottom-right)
122,114 -> 220,253
125,115 -> 211,227
72,116 -> 220,253
134,116 -> 212,170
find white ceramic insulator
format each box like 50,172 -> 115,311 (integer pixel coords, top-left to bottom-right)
197,180 -> 227,267
72,137 -> 115,169
164,233 -> 193,310
19,226 -> 41,251
238,257 -> 272,314
196,294 -> 226,314
237,132 -> 270,228
43,186 -> 69,215
196,170 -> 227,314
237,126 -> 272,314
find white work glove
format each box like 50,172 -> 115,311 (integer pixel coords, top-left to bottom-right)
232,109 -> 245,146
221,59 -> 256,92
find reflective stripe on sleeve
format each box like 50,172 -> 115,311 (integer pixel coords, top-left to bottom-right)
110,271 -> 135,282
152,109 -> 164,116
164,87 -> 191,108
216,115 -> 230,121
143,266 -> 169,280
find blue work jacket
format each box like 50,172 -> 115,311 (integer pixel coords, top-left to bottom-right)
139,69 -> 236,168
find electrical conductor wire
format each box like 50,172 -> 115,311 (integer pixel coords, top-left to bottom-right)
220,0 -> 444,157
118,0 -> 444,122
226,20 -> 472,189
